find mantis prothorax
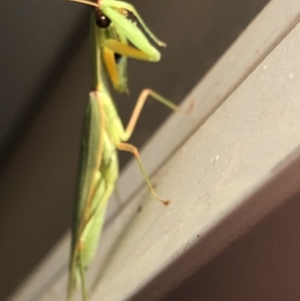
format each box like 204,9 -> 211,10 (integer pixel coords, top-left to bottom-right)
67,1 -> 178,300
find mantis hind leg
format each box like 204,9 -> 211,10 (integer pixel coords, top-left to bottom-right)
117,142 -> 170,206
117,89 -> 177,205
122,88 -> 177,142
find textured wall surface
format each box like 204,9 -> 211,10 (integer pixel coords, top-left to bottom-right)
0,0 -> 270,300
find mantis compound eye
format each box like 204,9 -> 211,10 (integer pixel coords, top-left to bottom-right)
95,9 -> 111,28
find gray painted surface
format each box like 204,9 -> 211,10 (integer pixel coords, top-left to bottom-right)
90,14 -> 300,301
0,0 -> 271,300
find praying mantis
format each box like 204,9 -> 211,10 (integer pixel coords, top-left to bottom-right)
67,0 -> 177,300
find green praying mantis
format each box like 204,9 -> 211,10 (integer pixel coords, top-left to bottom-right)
67,0 -> 177,300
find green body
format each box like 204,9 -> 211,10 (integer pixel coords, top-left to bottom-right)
67,1 -> 177,300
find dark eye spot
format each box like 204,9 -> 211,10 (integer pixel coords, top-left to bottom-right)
125,10 -> 138,24
95,9 -> 111,28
